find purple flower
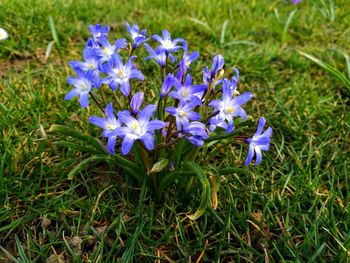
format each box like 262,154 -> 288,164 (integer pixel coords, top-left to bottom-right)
93,36 -> 127,63
203,54 -> 224,86
152,30 -> 183,53
165,100 -> 201,130
169,74 -> 206,104
160,74 -> 176,98
89,103 -> 121,154
126,22 -> 147,49
209,79 -> 253,133
130,92 -> 144,115
69,46 -> 100,80
116,105 -> 166,154
230,68 -> 240,95
245,117 -> 272,165
144,44 -> 176,67
182,121 -> 209,146
176,41 -> 199,80
101,54 -> 144,96
291,0 -> 301,4
65,68 -> 100,108
89,24 -> 109,41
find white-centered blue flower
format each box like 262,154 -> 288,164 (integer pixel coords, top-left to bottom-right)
165,100 -> 201,130
101,54 -> 144,96
116,105 -> 166,155
65,68 -> 100,107
209,79 -> 253,133
245,117 -> 272,165
89,103 -> 121,154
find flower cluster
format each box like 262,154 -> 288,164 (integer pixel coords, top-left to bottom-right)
65,23 -> 272,166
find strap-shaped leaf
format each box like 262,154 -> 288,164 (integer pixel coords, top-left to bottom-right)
184,161 -> 211,220
49,124 -> 108,154
67,155 -> 144,182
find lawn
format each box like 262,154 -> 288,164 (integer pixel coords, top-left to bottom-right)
0,0 -> 350,262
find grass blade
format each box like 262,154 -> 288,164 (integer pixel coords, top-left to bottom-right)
298,51 -> 350,94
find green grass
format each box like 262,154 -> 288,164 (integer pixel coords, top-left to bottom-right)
1,0 -> 350,261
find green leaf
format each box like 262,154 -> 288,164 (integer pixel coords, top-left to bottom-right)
48,16 -> 60,48
298,51 -> 350,94
67,155 -> 108,180
15,235 -> 30,263
183,162 -> 211,220
49,124 -> 108,154
67,154 -> 144,182
148,158 -> 169,175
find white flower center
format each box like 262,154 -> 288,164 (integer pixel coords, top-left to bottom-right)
163,40 -> 174,49
181,89 -> 189,98
225,106 -> 234,114
132,121 -> 142,136
103,47 -> 113,56
179,110 -> 187,117
116,69 -> 127,79
106,123 -> 117,130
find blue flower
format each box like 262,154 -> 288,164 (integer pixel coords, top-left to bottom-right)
93,36 -> 127,63
176,41 -> 199,80
144,44 -> 172,67
65,68 -> 100,108
165,100 -> 201,130
101,54 -> 144,96
116,105 -> 166,154
152,30 -> 183,53
89,103 -> 121,154
89,24 -> 109,41
245,117 -> 272,165
69,46 -> 100,79
160,74 -> 176,98
169,74 -> 206,104
126,22 -> 147,49
182,121 -> 209,146
203,54 -> 224,86
209,79 -> 253,133
130,92 -> 144,115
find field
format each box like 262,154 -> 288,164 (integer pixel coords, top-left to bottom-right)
1,0 -> 350,262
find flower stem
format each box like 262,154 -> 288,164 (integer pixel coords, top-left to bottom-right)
90,92 -> 104,114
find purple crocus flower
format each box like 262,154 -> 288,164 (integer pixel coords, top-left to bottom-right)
130,92 -> 144,115
65,68 -> 100,108
126,22 -> 147,49
169,74 -> 206,104
165,100 -> 201,130
176,41 -> 199,80
101,54 -> 144,96
182,121 -> 209,146
245,117 -> 272,165
203,54 -> 225,86
93,36 -> 127,63
89,24 -> 109,41
209,79 -> 253,133
89,103 -> 121,154
152,30 -> 183,53
116,105 -> 166,154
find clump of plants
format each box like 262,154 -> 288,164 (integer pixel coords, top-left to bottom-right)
52,23 -> 272,219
